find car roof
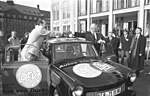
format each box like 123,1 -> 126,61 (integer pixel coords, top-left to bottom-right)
46,37 -> 92,44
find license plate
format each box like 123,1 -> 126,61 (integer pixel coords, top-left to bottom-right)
96,87 -> 121,96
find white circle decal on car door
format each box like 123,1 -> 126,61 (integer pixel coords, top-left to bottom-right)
16,64 -> 42,88
73,63 -> 102,78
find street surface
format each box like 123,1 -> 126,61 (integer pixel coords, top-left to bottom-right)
0,60 -> 150,96
133,60 -> 150,96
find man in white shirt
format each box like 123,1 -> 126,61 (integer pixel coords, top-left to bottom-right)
21,19 -> 51,61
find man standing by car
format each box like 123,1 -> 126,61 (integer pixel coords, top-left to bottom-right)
8,31 -> 20,61
105,31 -> 120,63
120,29 -> 132,67
129,27 -> 146,77
74,23 -> 106,56
21,19 -> 51,61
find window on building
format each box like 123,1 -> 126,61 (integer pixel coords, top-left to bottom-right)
33,12 -> 36,15
54,27 -> 56,31
67,25 -> 70,31
145,0 -> 150,4
23,10 -> 27,14
146,10 -> 150,37
52,3 -> 59,21
57,27 -> 59,31
62,0 -> 70,19
13,15 -> 16,18
79,0 -> 87,16
80,21 -> 87,32
53,26 -> 59,31
29,16 -> 32,20
63,26 -> 66,32
113,0 -> 139,10
34,17 -> 37,20
37,13 -> 40,16
28,11 -> 31,14
91,0 -> 109,13
24,16 -> 27,19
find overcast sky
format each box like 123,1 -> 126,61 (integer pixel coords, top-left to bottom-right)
1,0 -> 51,11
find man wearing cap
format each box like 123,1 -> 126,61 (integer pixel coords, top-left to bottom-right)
21,20 -> 51,61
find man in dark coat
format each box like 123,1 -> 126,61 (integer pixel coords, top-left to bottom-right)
74,23 -> 106,56
120,30 -> 132,67
105,31 -> 120,63
129,27 -> 146,77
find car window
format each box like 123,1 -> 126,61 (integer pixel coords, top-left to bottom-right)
54,43 -> 97,62
5,44 -> 46,62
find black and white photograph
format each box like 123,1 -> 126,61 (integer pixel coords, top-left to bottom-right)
0,0 -> 150,96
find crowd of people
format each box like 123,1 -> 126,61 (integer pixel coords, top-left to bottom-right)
0,21 -> 147,77
74,23 -> 146,77
0,19 -> 51,63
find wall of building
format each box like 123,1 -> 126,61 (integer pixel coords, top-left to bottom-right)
50,0 -> 150,37
0,1 -> 50,39
51,0 -> 77,33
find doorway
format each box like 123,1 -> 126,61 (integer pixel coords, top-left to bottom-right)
128,21 -> 137,31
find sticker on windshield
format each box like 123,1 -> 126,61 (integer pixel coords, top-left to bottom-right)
16,64 -> 42,88
73,63 -> 102,78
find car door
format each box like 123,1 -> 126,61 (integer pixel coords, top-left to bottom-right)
1,44 -> 49,95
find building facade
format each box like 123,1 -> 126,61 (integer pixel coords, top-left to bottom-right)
51,0 -> 150,37
50,0 -> 78,33
0,0 -> 51,39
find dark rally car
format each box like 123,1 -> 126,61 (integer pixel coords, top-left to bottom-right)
1,37 -> 136,96
44,37 -> 136,96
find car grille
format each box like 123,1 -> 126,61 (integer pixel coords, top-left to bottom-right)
86,83 -> 125,96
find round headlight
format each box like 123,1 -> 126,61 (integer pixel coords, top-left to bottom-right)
128,72 -> 137,82
72,86 -> 83,96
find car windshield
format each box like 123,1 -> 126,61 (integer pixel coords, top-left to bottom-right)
54,43 -> 98,62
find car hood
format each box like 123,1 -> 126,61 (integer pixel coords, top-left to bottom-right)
60,61 -> 124,88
